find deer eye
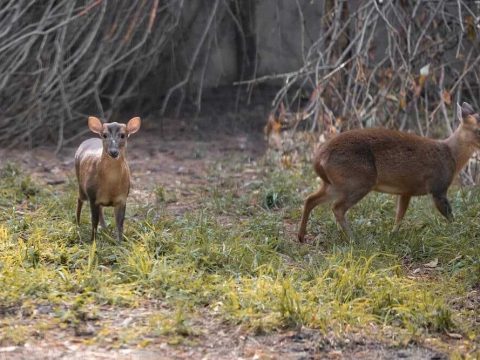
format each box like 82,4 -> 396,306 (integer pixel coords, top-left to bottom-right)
120,134 -> 125,139
102,133 -> 107,139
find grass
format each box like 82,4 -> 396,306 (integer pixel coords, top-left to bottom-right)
0,159 -> 479,357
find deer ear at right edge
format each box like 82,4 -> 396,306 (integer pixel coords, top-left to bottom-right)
458,102 -> 477,126
126,117 -> 141,136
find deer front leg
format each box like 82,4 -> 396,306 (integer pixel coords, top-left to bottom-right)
114,203 -> 126,242
432,193 -> 453,221
90,202 -> 100,242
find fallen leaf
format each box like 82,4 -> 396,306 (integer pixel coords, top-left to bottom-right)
420,64 -> 430,76
281,154 -> 293,169
417,76 -> 426,90
399,91 -> 407,110
448,255 -> 462,264
121,317 -> 133,327
424,258 -> 438,268
47,179 -> 66,185
465,15 -> 476,41
442,90 -> 451,105
386,94 -> 398,102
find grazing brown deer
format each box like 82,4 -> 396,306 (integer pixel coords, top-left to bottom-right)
298,102 -> 480,242
75,116 -> 141,242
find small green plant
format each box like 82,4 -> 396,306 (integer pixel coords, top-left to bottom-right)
154,185 -> 177,205
277,279 -> 307,328
154,185 -> 167,203
264,190 -> 282,209
148,306 -> 197,344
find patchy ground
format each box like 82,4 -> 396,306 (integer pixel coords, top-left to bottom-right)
0,118 -> 264,207
1,325 -> 447,360
0,119 -> 478,359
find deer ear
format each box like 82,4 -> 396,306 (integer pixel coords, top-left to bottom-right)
461,102 -> 475,117
278,102 -> 286,122
88,116 -> 103,134
126,117 -> 141,135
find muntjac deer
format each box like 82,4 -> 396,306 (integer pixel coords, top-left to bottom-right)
298,102 -> 480,242
75,116 -> 141,242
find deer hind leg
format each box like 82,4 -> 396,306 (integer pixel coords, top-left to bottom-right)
331,184 -> 373,240
99,206 -> 107,228
298,183 -> 336,242
392,195 -> 411,231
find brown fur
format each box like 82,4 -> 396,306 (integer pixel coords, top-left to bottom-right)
75,117 -> 141,242
298,102 -> 480,242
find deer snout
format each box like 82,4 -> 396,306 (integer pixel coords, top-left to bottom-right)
108,149 -> 120,158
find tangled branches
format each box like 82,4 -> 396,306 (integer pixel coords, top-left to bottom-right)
1,0 -> 479,155
0,0 -> 182,149
261,0 -> 480,139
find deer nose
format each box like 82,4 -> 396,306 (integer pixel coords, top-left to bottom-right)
109,150 -> 119,158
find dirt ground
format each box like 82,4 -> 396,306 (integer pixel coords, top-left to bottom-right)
1,327 -> 446,360
0,117 -> 449,359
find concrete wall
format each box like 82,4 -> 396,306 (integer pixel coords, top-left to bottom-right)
176,0 -> 326,89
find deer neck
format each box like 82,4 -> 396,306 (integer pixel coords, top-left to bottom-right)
99,150 -> 128,173
444,126 -> 476,175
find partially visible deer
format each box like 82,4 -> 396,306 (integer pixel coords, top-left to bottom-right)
75,116 -> 141,242
298,102 -> 480,242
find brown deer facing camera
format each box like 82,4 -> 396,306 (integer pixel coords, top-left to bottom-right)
75,116 -> 141,242
298,102 -> 480,242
